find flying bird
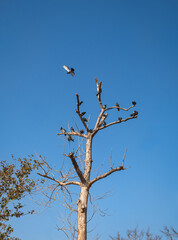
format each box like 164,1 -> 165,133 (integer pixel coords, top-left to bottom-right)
63,65 -> 75,77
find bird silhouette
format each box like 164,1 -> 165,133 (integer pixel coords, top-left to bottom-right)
80,130 -> 84,134
70,127 -> 74,132
118,117 -> 122,122
116,102 -> 120,111
81,112 -> 86,116
132,101 -> 136,106
68,135 -> 74,142
60,127 -> 67,136
130,111 -> 138,117
82,118 -> 87,122
79,101 -> 83,106
63,65 -> 75,77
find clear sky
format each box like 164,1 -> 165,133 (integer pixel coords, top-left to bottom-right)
0,0 -> 178,239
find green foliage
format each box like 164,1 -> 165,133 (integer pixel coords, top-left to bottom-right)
0,155 -> 38,239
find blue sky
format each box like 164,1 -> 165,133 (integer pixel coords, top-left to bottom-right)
0,0 -> 178,239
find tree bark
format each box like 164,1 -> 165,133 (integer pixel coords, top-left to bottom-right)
77,185 -> 89,240
77,135 -> 92,240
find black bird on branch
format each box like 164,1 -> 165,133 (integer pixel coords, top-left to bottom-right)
116,102 -> 120,111
68,135 -> 74,142
60,127 -> 67,136
80,130 -> 84,134
132,101 -> 136,106
103,105 -> 107,109
70,127 -> 74,132
81,112 -> 86,116
118,117 -> 122,122
103,121 -> 106,126
63,65 -> 75,77
82,118 -> 88,122
130,111 -> 138,117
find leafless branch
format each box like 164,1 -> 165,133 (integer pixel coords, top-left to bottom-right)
75,93 -> 89,132
57,131 -> 87,138
64,152 -> 87,184
95,77 -> 103,110
97,115 -> 137,132
37,172 -> 80,186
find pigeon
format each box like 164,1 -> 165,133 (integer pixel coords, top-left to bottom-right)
99,113 -> 108,126
130,111 -> 138,117
81,112 -> 86,116
70,127 -> 74,132
103,121 -> 106,126
68,135 -> 74,142
60,127 -> 67,136
79,101 -> 83,106
63,65 -> 75,77
82,118 -> 87,122
96,83 -> 102,96
132,101 -> 136,106
116,102 -> 120,111
80,130 -> 84,134
118,117 -> 122,122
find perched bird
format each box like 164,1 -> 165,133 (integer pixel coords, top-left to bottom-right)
70,127 -> 74,132
118,117 -> 122,122
130,111 -> 138,117
99,113 -> 108,127
80,130 -> 84,134
81,112 -> 86,116
60,127 -> 67,136
132,101 -> 136,106
96,84 -> 102,96
103,105 -> 107,109
79,101 -> 83,106
68,135 -> 74,142
82,118 -> 87,122
103,121 -> 106,126
63,65 -> 75,77
116,102 -> 120,111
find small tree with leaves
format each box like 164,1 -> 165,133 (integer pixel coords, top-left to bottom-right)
36,78 -> 138,240
0,155 -> 36,239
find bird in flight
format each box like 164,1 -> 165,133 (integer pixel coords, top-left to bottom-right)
63,65 -> 75,76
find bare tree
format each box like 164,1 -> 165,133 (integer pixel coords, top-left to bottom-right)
36,78 -> 138,240
110,226 -> 178,240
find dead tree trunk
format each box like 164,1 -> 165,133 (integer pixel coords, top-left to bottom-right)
77,135 -> 92,240
37,77 -> 138,240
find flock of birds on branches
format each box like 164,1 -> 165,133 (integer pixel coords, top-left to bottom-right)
62,65 -> 138,143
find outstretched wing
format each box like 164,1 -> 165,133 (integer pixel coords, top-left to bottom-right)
70,71 -> 75,77
63,65 -> 70,72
